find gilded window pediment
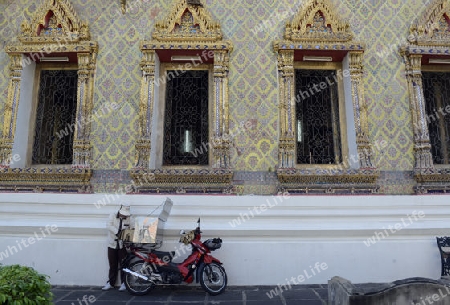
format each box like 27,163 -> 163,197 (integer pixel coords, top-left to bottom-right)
274,0 -> 362,53
284,0 -> 353,43
151,0 -> 222,42
408,0 -> 450,46
19,0 -> 90,44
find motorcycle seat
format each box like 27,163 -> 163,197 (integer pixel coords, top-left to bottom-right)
153,250 -> 176,261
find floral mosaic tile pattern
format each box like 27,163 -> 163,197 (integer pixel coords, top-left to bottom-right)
0,0 -> 435,193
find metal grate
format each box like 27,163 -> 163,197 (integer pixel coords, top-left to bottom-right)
422,72 -> 450,165
295,69 -> 341,165
32,70 -> 77,165
163,70 -> 209,165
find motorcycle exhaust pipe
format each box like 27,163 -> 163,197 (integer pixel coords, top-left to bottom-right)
122,268 -> 149,281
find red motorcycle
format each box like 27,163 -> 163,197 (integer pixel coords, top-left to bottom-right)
121,219 -> 227,296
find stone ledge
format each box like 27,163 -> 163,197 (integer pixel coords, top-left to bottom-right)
277,168 -> 380,194
0,167 -> 92,193
130,168 -> 234,194
329,276 -> 450,305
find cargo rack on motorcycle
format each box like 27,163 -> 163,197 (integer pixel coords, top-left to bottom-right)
119,198 -> 173,250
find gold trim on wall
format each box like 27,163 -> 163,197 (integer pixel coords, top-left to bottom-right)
273,0 -> 378,194
132,0 -> 233,193
0,0 -> 97,192
401,0 -> 450,193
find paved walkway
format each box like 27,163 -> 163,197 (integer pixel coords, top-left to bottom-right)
52,284 -> 328,304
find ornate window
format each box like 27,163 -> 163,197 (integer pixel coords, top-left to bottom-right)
274,0 -> 378,194
401,0 -> 450,193
0,0 -> 97,192
131,0 -> 233,193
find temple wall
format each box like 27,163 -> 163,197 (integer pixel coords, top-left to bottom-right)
0,0 -> 448,286
0,0 -> 435,194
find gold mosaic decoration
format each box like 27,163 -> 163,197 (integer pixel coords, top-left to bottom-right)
401,0 -> 450,193
0,0 -> 97,192
131,0 -> 234,193
274,0 -> 379,193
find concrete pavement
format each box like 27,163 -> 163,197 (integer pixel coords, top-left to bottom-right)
52,284 -> 328,304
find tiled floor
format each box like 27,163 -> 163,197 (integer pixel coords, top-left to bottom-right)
52,284 -> 328,304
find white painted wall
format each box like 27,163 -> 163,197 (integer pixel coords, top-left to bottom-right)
0,194 -> 448,286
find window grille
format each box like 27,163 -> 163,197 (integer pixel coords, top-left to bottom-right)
163,70 -> 209,165
295,69 -> 341,165
32,70 -> 78,165
422,72 -> 450,165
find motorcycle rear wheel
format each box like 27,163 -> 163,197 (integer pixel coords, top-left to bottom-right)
124,261 -> 155,296
199,262 -> 227,295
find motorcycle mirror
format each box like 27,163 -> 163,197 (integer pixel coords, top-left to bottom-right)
179,229 -> 185,235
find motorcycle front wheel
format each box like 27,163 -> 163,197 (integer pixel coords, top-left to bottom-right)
123,261 -> 155,296
199,262 -> 227,295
